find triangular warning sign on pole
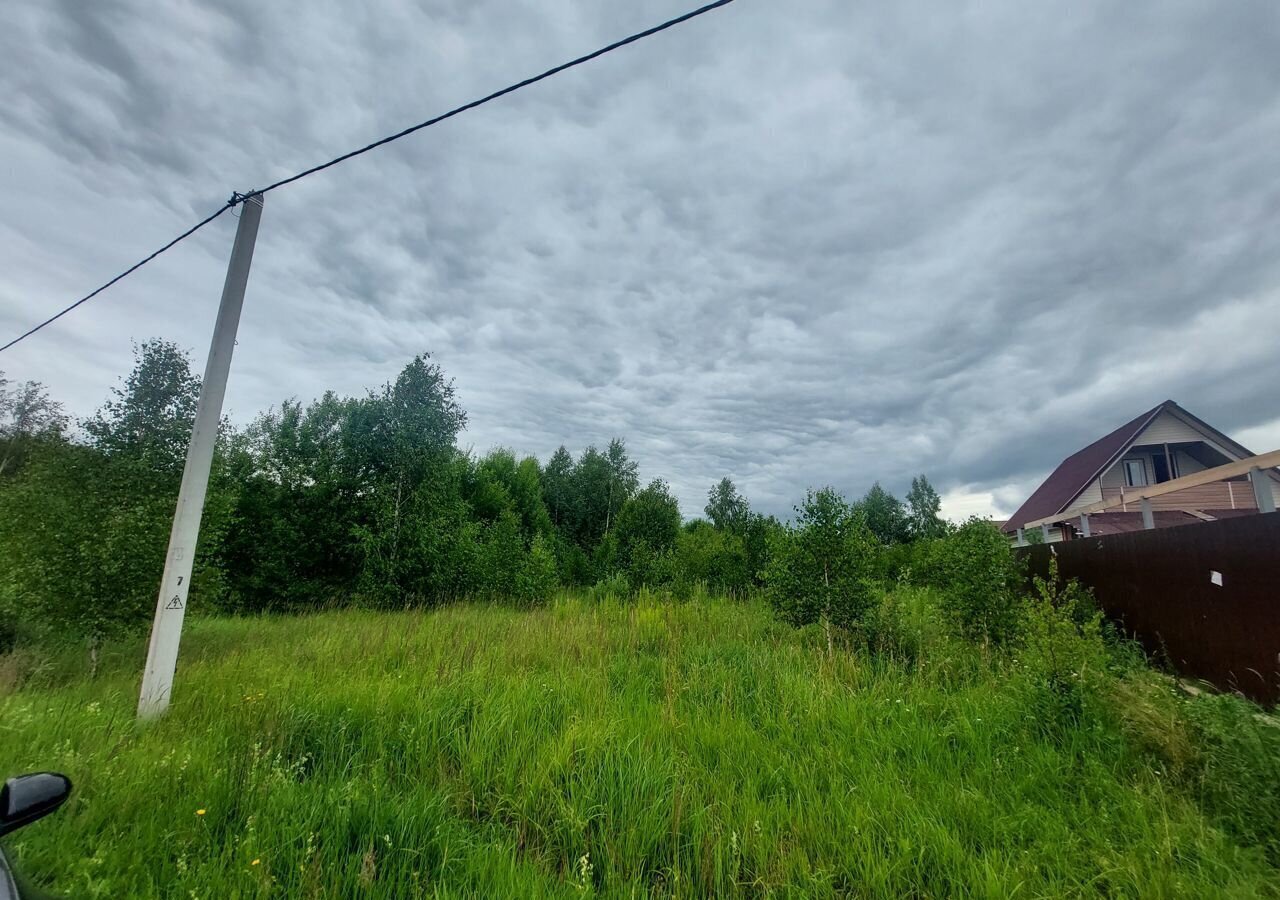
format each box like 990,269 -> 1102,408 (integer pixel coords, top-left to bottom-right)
165,595 -> 183,611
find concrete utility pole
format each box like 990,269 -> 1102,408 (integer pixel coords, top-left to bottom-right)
138,193 -> 264,719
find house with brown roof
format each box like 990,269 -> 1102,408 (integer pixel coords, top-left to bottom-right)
1003,400 -> 1280,544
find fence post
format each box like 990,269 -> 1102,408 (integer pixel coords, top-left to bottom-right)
1251,467 -> 1277,514
1140,498 -> 1154,530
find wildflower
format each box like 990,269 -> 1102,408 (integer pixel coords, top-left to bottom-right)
251,859 -> 260,866
196,809 -> 206,816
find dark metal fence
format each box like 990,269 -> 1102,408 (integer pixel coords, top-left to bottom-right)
1018,514 -> 1280,704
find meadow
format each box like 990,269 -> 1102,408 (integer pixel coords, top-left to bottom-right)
1,590 -> 1277,898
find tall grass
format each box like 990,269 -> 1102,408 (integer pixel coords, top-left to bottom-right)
0,591 -> 1276,897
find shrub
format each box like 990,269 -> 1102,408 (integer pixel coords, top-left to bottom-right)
1012,558 -> 1108,735
933,518 -> 1024,645
512,534 -> 559,605
862,592 -> 905,659
865,583 -> 957,660
674,522 -> 750,596
741,512 -> 782,586
623,543 -> 680,590
553,537 -> 595,587
586,572 -> 631,603
615,480 -> 681,578
763,488 -> 879,650
0,444 -> 217,671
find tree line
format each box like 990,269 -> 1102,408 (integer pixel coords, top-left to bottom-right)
0,341 -> 967,662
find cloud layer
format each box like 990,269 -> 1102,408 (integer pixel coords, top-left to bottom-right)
2,0 -> 1279,519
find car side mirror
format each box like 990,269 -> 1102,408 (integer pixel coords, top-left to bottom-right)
0,774 -> 71,838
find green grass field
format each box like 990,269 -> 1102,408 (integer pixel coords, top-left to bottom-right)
1,592 -> 1276,898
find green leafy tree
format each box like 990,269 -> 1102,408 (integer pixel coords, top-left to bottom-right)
570,446 -> 610,546
542,446 -> 576,530
705,477 -> 750,533
742,512 -> 782,586
350,356 -> 467,602
0,376 -> 68,477
1,341 -> 232,664
604,438 -> 640,536
228,356 -> 468,611
676,520 -> 750,595
905,474 -> 947,540
565,439 -> 638,548
0,441 -> 227,670
84,339 -> 200,472
352,354 -> 466,493
764,487 -> 878,652
614,479 -> 681,585
855,482 -> 909,545
469,449 -> 553,540
934,517 -> 1025,645
222,394 -> 368,610
513,534 -> 559,605
356,461 -> 476,606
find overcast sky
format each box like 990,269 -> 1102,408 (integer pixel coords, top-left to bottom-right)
2,0 -> 1278,520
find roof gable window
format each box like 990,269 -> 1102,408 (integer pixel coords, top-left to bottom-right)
1123,458 -> 1147,488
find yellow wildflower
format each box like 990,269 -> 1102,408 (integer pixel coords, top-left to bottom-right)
196,809 -> 206,816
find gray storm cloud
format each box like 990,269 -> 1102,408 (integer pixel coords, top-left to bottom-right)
1,0 -> 1278,519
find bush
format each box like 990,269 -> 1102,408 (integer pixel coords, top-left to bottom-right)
622,542 -> 679,590
932,518 -> 1024,645
512,534 -> 559,605
674,522 -> 750,596
615,480 -> 681,580
862,588 -> 935,663
354,481 -> 477,606
763,488 -> 879,647
1011,559 -> 1108,735
880,536 -> 946,586
586,572 -> 631,603
0,443 -> 223,670
553,537 -> 595,587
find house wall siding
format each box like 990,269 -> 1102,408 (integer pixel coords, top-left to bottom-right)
1175,451 -> 1207,476
1138,411 -> 1210,445
1100,459 -> 1129,489
1062,479 -> 1103,516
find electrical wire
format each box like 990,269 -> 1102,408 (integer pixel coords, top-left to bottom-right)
0,199 -> 237,354
255,0 -> 735,196
0,0 -> 736,355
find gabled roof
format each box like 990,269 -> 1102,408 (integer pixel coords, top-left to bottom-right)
1004,399 -> 1279,533
1002,402 -> 1168,533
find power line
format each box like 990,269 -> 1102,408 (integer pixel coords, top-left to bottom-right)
255,0 -> 735,196
0,198 -> 239,354
0,0 -> 736,355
